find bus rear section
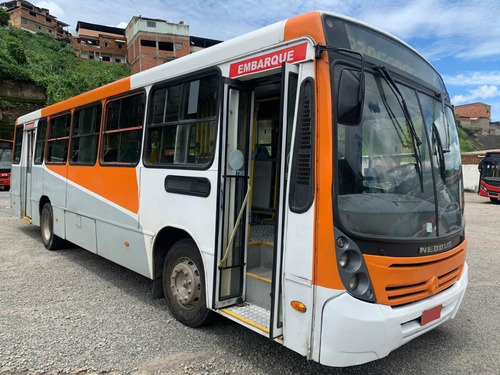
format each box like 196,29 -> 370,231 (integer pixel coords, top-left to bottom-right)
0,140 -> 13,190
478,151 -> 500,201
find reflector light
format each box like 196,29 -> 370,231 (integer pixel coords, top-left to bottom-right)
291,301 -> 307,313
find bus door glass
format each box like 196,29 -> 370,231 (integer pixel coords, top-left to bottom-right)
22,126 -> 35,218
216,63 -> 299,339
215,82 -> 252,308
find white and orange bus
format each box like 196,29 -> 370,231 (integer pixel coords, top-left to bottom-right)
10,11 -> 467,367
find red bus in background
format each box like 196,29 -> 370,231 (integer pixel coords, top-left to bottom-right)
0,139 -> 13,191
478,151 -> 500,202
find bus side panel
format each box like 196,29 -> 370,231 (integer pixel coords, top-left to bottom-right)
10,165 -> 21,217
282,209 -> 315,357
138,167 -> 219,304
96,220 -> 151,278
65,211 -> 97,253
65,179 -> 138,229
30,165 -> 45,226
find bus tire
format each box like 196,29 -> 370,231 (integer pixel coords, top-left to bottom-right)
40,203 -> 64,250
163,239 -> 213,327
490,198 -> 498,202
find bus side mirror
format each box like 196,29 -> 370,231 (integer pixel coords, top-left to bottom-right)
478,160 -> 483,172
337,68 -> 364,125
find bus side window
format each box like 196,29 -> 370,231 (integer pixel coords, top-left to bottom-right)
145,73 -> 219,168
34,118 -> 47,165
101,92 -> 145,166
71,103 -> 101,166
46,113 -> 71,164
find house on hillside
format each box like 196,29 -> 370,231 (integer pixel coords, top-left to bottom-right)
125,16 -> 222,73
455,102 -> 500,136
73,21 -> 127,64
0,0 -> 71,42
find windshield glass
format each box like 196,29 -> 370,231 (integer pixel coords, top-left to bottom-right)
0,144 -> 12,169
481,160 -> 500,180
336,71 -> 464,239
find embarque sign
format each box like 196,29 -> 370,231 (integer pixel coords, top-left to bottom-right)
229,42 -> 308,78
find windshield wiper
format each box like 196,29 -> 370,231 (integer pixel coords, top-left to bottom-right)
374,65 -> 424,192
437,92 -> 451,153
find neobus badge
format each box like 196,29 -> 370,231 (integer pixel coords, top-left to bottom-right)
229,42 -> 308,78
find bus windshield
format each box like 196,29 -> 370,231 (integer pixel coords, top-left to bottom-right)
480,158 -> 500,181
324,16 -> 464,240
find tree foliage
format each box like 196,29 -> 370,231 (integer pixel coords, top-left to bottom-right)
0,8 -> 9,27
0,27 -> 130,103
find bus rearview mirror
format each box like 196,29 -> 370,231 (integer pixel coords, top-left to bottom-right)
337,68 -> 364,125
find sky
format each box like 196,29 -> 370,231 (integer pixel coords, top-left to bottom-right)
33,0 -> 500,120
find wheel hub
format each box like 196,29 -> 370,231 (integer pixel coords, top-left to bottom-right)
170,258 -> 201,309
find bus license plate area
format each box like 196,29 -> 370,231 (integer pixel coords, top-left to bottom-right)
420,305 -> 442,326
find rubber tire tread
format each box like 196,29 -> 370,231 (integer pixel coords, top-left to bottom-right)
163,239 -> 213,327
40,203 -> 64,250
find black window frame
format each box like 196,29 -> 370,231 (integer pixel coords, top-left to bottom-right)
34,117 -> 48,165
70,102 -> 102,166
143,69 -> 221,170
100,91 -> 146,167
46,112 -> 71,165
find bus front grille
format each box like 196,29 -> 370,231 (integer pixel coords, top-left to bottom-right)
364,242 -> 467,307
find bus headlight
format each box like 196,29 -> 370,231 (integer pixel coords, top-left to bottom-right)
349,274 -> 359,290
335,228 -> 376,303
339,252 -> 349,268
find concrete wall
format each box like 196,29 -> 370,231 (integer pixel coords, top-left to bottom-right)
0,79 -> 46,102
0,79 -> 46,139
463,164 -> 480,192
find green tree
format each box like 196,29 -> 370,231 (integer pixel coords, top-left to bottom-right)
0,27 -> 130,103
0,8 -> 9,27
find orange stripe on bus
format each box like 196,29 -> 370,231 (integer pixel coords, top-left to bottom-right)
285,12 -> 344,290
41,77 -> 131,117
46,164 -> 139,214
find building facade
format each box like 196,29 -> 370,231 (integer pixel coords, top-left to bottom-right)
73,22 -> 127,64
1,0 -> 70,41
126,16 -> 190,74
456,102 -> 500,136
455,102 -> 491,121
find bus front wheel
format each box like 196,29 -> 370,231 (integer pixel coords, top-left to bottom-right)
40,203 -> 64,250
163,239 -> 213,327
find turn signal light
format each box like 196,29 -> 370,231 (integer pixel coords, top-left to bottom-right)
291,300 -> 307,313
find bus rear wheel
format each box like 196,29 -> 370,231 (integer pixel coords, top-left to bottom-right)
163,239 -> 213,327
40,203 -> 64,250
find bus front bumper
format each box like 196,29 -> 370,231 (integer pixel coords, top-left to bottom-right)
319,262 -> 468,367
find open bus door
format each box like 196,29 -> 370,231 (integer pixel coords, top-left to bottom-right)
215,63 -> 299,340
